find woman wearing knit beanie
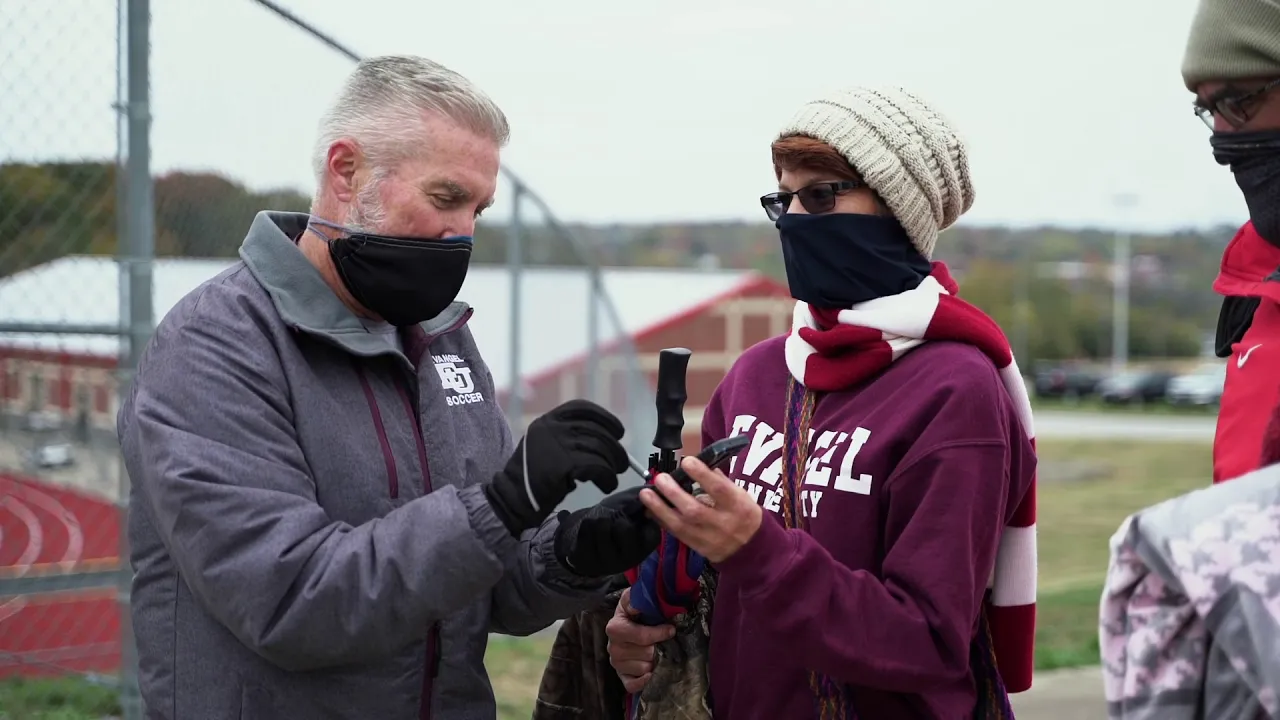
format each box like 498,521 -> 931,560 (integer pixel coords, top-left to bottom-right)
606,87 -> 1039,719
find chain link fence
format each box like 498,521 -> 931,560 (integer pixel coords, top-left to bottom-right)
0,0 -> 652,716
0,0 -> 140,716
486,177 -> 657,512
142,0 -> 658,510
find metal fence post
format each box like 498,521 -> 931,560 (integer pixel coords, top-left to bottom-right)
238,0 -> 655,497
507,183 -> 524,433
116,0 -> 153,716
1110,193 -> 1138,374
586,270 -> 600,402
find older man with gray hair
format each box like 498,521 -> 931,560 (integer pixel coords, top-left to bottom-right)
118,55 -> 660,719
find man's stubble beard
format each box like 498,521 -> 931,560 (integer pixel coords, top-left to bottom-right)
345,172 -> 389,233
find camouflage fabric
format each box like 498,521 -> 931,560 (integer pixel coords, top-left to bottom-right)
1100,462 -> 1280,720
536,485 -> 720,719
533,587 -> 629,720
533,571 -> 719,720
628,569 -> 718,720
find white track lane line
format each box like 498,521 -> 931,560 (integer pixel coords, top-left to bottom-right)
0,495 -> 42,577
15,483 -> 83,569
0,596 -> 26,623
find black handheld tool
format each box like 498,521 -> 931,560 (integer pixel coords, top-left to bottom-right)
665,433 -> 750,493
622,346 -> 752,497
650,347 -> 692,476
625,433 -> 751,495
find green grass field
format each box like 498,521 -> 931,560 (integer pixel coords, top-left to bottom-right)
0,676 -> 120,720
0,438 -> 1214,719
1028,438 -> 1213,671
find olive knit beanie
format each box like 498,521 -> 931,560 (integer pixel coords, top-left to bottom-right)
1182,0 -> 1280,91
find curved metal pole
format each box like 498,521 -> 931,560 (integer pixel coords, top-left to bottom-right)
506,183 -> 523,431
502,169 -> 633,352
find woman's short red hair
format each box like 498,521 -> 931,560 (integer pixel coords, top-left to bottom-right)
770,134 -> 861,182
771,133 -> 889,214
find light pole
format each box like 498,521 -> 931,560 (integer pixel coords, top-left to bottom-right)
1111,193 -> 1139,374
1012,231 -> 1031,367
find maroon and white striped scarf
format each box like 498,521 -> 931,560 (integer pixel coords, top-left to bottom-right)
783,261 -> 1038,696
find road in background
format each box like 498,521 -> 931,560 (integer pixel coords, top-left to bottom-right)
0,438 -> 119,502
1033,410 -> 1215,442
1010,666 -> 1107,719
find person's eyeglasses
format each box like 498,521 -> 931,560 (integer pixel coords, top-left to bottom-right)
1193,77 -> 1280,130
760,180 -> 862,221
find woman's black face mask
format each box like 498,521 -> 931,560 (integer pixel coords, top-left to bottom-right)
1211,129 -> 1280,246
776,212 -> 931,308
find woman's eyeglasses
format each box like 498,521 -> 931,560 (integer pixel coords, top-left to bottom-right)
760,180 -> 862,221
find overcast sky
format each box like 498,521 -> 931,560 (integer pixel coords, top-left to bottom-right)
0,0 -> 1249,233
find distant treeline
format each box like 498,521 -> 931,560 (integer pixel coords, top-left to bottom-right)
0,162 -> 1233,361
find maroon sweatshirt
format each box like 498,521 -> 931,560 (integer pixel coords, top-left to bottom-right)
703,336 -> 1036,719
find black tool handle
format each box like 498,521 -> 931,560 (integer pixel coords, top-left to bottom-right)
651,347 -> 691,472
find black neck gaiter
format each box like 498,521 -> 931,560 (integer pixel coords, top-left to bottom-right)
1212,129 -> 1280,247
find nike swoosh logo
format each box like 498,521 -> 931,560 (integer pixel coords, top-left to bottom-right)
1238,343 -> 1263,368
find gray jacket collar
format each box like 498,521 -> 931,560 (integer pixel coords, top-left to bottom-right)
238,211 -> 472,358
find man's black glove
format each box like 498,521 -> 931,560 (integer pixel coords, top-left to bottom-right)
483,399 -> 629,536
552,486 -> 661,577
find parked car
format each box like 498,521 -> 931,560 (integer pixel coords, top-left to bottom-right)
1033,362 -> 1104,399
27,442 -> 76,469
1098,370 -> 1176,405
1166,363 -> 1227,407
23,411 -> 61,432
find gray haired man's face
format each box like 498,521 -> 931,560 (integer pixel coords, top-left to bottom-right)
329,112 -> 500,242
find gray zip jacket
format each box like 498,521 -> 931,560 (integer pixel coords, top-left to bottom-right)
118,211 -> 612,720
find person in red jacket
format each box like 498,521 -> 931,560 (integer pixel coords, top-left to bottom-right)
608,86 -> 1038,719
1182,0 -> 1280,483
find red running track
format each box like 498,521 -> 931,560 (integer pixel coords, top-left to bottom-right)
0,473 -> 121,678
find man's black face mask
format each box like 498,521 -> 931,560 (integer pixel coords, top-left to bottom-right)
1212,129 -> 1280,246
1209,129 -> 1280,357
308,218 -> 474,327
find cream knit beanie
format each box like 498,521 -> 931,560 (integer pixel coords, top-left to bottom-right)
777,86 -> 975,259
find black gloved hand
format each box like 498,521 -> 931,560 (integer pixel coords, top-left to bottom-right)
552,486 -> 661,577
483,399 -> 629,536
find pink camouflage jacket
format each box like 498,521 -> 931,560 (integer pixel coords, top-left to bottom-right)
1100,462 -> 1280,720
